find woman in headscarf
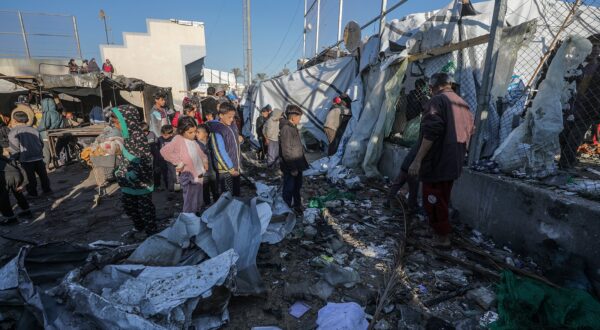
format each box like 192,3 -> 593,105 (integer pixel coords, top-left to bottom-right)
110,105 -> 158,235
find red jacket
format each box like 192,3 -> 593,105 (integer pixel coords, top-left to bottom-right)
171,111 -> 203,127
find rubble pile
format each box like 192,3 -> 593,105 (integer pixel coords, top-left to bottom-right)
1,151 -> 599,329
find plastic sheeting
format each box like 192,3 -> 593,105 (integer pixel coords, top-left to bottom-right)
128,187 -> 295,296
362,60 -> 408,177
41,73 -> 103,89
492,36 -> 592,177
246,57 -> 358,146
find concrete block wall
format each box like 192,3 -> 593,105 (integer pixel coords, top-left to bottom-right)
379,142 -> 600,276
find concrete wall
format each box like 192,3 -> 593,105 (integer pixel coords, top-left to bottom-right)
0,58 -> 68,76
378,142 -> 600,276
100,19 -> 206,109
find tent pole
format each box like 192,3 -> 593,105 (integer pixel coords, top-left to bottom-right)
315,0 -> 321,55
303,0 -> 307,59
468,0 -> 508,164
337,0 -> 344,57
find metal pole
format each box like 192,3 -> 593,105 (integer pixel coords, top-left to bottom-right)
315,0 -> 321,55
337,0 -> 344,56
468,0 -> 508,164
18,11 -> 31,58
72,16 -> 83,60
102,17 -> 109,44
379,0 -> 388,36
243,0 -> 253,84
303,0 -> 307,58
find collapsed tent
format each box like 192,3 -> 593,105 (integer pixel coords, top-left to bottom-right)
245,0 -> 600,180
0,183 -> 295,329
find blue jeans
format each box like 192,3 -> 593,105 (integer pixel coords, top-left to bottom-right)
282,170 -> 303,209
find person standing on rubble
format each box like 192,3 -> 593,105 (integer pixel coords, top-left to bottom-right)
206,102 -> 242,197
102,59 -> 115,77
110,105 -> 158,236
279,105 -> 309,214
255,104 -> 271,161
264,108 -> 284,170
324,94 -> 352,156
149,91 -> 174,137
408,73 -> 474,246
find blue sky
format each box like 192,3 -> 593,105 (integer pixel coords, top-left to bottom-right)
1,0 -> 458,77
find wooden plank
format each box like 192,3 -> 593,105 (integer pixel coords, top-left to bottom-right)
407,34 -> 490,62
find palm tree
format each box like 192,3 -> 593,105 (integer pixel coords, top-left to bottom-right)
255,73 -> 267,81
232,68 -> 242,81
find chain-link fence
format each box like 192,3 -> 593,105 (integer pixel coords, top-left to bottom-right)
0,10 -> 82,59
386,0 -> 600,199
480,0 -> 600,198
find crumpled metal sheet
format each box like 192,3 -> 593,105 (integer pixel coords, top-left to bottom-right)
51,249 -> 238,330
41,73 -> 103,89
0,242 -> 96,329
128,187 -> 295,295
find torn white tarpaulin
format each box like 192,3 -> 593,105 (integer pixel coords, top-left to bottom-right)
247,57 -> 358,146
127,189 -> 295,295
492,36 -> 592,177
50,249 -> 239,330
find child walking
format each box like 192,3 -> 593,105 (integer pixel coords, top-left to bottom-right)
157,125 -> 176,191
160,117 -> 208,214
110,105 -> 158,235
196,124 -> 219,206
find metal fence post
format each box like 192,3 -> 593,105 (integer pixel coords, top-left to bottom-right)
315,0 -> 321,56
18,11 -> 31,58
72,16 -> 83,60
468,0 -> 508,164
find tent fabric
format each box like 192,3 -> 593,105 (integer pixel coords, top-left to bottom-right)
491,271 -> 600,330
342,65 -> 391,169
362,60 -> 408,177
247,57 -> 358,146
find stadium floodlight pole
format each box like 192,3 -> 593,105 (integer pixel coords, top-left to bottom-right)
337,0 -> 343,56
99,10 -> 109,44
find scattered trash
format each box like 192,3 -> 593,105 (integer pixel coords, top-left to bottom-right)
284,280 -> 334,301
479,311 -> 499,328
316,302 -> 369,330
397,304 -> 423,329
356,243 -> 390,260
289,301 -> 311,319
319,264 -> 361,288
374,319 -> 392,330
383,304 -> 395,314
344,176 -> 361,190
434,268 -> 469,287
466,287 -> 497,309
418,284 -> 428,294
304,225 -> 318,238
304,208 -> 321,225
252,327 -> 283,330
308,189 -> 355,209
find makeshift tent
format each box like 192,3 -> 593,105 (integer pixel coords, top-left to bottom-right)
245,0 -> 600,178
246,57 -> 358,146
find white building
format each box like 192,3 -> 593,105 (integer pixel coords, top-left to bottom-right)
100,19 -> 206,108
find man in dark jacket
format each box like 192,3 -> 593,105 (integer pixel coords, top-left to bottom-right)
201,87 -> 219,120
0,155 -> 31,224
256,104 -> 271,160
408,73 -> 474,246
0,113 -> 10,156
9,111 -> 52,197
279,105 -> 309,213
206,102 -> 241,196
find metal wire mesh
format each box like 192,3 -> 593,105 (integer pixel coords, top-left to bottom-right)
485,0 -> 600,197
0,11 -> 81,59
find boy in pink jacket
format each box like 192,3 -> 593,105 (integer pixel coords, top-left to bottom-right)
160,117 -> 208,214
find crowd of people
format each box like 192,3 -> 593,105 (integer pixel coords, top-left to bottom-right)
68,58 -> 114,76
1,72 -> 475,248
